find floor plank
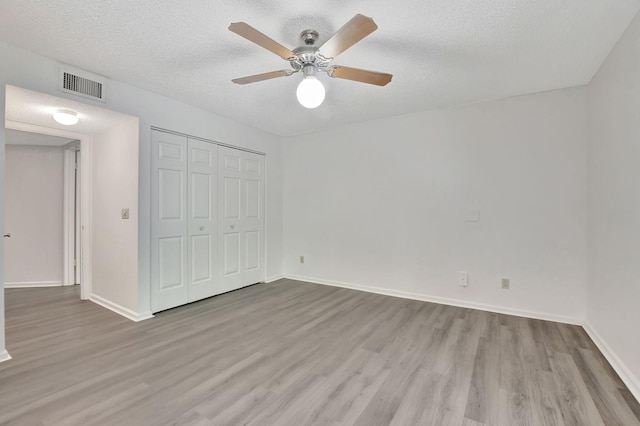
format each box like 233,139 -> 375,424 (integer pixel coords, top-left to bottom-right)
0,279 -> 638,425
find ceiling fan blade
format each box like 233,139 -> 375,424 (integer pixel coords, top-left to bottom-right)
319,14 -> 378,59
232,69 -> 295,85
327,66 -> 392,86
228,22 -> 295,60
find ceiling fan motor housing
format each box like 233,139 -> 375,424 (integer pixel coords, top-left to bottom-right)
290,37 -> 331,72
300,29 -> 319,45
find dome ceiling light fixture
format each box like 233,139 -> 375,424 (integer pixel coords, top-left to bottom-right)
228,14 -> 393,109
53,109 -> 79,126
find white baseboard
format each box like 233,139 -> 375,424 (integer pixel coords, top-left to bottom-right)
284,274 -> 583,326
89,294 -> 154,322
133,311 -> 154,322
0,350 -> 11,363
265,275 -> 285,283
583,321 -> 640,403
4,281 -> 63,288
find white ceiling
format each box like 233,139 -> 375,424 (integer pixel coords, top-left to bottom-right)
5,129 -> 76,146
1,1 -> 638,137
5,85 -> 137,135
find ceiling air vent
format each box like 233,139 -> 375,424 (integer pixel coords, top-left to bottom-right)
59,67 -> 106,102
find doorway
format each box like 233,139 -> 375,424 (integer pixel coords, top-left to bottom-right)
4,129 -> 83,292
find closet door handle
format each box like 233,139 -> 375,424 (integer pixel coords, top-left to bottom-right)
230,225 -> 235,229
3,233 -> 10,238
199,226 -> 204,231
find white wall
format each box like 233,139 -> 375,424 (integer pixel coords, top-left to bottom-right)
284,87 -> 588,323
91,118 -> 139,313
265,141 -> 284,282
0,41 -> 285,357
586,10 -> 640,400
4,145 -> 64,286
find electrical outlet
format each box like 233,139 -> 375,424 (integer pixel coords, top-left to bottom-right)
459,271 -> 468,287
465,210 -> 480,222
121,208 -> 129,220
502,278 -> 510,289
300,255 -> 304,264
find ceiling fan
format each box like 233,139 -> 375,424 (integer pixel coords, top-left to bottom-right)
228,14 -> 393,109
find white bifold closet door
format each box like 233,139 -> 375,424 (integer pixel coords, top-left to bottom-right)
151,130 -> 264,313
218,147 -> 264,292
151,131 -> 217,312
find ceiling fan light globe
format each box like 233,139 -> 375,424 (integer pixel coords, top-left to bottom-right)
296,77 -> 325,109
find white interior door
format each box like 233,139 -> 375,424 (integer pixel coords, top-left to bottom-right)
218,146 -> 264,292
187,139 -> 218,302
151,131 -> 188,312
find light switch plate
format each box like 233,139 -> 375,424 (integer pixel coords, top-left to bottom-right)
121,208 -> 130,220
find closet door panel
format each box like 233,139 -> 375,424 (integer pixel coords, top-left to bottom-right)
223,233 -> 240,275
187,139 -> 218,302
242,152 -> 264,285
151,131 -> 189,312
218,147 -> 265,291
245,231 -> 260,271
218,147 -> 244,291
158,237 -> 184,290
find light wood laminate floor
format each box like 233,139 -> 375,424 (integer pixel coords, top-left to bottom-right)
1,279 -> 639,425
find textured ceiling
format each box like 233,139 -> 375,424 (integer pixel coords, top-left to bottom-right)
1,1 -> 639,137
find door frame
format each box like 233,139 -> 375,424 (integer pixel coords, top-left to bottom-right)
63,140 -> 80,287
5,120 -> 93,300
